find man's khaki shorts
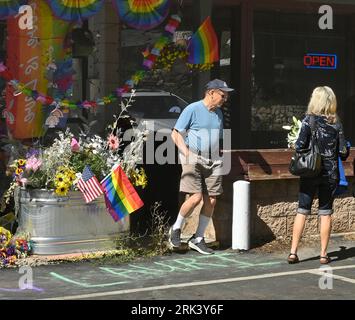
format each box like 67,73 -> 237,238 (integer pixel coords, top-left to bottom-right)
179,159 -> 223,196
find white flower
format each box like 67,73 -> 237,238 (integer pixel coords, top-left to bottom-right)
73,173 -> 82,186
283,116 -> 302,149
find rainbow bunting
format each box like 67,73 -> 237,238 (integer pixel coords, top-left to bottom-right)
101,165 -> 143,221
46,0 -> 104,21
113,0 -> 170,30
187,16 -> 219,64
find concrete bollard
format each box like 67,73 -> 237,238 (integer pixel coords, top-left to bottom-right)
232,180 -> 250,250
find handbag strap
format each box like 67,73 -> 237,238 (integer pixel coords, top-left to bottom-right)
309,115 -> 317,135
309,115 -> 319,148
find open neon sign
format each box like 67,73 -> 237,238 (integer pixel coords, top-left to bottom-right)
304,53 -> 337,70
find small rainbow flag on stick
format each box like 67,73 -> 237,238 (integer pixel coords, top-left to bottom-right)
101,165 -> 144,222
187,16 -> 219,64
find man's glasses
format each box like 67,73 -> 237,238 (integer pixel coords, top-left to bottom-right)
214,90 -> 227,100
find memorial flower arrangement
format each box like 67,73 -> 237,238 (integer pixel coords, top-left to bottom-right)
1,91 -> 148,211
0,227 -> 32,267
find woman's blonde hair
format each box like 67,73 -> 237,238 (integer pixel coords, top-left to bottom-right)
306,86 -> 337,123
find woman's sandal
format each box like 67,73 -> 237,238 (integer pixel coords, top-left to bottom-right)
287,253 -> 299,264
320,256 -> 331,264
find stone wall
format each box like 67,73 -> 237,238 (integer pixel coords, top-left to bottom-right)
212,177 -> 355,247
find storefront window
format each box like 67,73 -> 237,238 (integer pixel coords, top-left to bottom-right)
252,11 -> 348,148
120,24 -> 194,102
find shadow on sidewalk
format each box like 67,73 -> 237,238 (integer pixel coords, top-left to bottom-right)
300,245 -> 355,263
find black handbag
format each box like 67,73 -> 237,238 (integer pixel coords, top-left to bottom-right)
289,116 -> 322,177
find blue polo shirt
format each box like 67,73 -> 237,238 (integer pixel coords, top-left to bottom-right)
174,100 -> 223,155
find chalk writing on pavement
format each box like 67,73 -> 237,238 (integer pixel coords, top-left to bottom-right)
50,253 -> 281,288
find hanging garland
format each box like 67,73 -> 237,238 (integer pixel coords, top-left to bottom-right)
0,14 -> 181,125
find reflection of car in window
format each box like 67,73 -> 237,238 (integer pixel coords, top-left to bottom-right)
120,90 -> 188,132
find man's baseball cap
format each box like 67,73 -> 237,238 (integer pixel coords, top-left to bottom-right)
205,79 -> 234,92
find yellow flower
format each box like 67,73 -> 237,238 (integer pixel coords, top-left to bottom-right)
103,97 -> 111,104
0,227 -> 11,247
17,159 -> 26,166
55,173 -> 68,185
15,168 -> 23,175
131,168 -> 148,189
67,173 -> 75,183
8,255 -> 17,264
55,183 -> 69,196
55,167 -> 75,186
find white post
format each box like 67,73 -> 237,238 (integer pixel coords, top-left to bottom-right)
232,180 -> 250,250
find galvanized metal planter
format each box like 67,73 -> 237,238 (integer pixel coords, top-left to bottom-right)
17,188 -> 129,255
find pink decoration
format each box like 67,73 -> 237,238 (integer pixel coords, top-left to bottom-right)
36,95 -> 47,104
25,157 -> 42,172
143,59 -> 154,69
71,138 -> 80,152
165,15 -> 181,34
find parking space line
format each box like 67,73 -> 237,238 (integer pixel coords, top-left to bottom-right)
43,264 -> 355,300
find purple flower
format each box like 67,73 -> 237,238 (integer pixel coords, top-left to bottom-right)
26,148 -> 40,159
6,246 -> 15,256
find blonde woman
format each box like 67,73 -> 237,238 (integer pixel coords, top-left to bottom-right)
288,86 -> 350,264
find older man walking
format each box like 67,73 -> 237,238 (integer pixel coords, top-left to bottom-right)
169,79 -> 234,254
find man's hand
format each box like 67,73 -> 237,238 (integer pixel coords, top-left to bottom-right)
197,155 -> 222,169
171,129 -> 189,158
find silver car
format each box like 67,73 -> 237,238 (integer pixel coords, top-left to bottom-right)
121,89 -> 188,132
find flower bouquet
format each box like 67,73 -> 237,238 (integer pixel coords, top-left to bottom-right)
282,116 -> 302,149
0,91 -> 150,256
0,226 -> 32,267
1,91 -> 148,211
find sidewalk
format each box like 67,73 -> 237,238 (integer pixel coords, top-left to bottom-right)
0,232 -> 354,300
12,232 -> 355,268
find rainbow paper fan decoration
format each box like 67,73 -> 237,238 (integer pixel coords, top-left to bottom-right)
46,0 -> 104,22
113,0 -> 170,30
0,0 -> 28,20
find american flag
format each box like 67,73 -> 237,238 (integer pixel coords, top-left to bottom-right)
77,165 -> 104,203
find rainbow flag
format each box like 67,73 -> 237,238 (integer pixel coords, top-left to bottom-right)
101,165 -> 144,221
187,16 -> 219,64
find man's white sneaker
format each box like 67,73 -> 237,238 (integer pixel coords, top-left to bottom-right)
188,237 -> 214,255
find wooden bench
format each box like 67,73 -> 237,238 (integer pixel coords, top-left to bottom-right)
224,148 -> 355,181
